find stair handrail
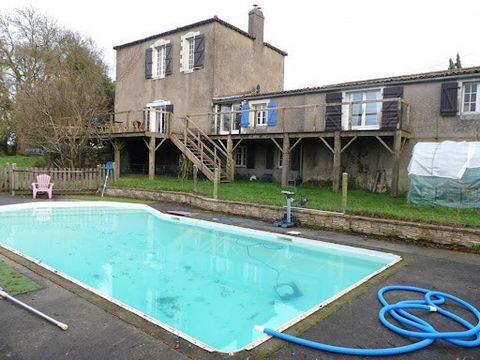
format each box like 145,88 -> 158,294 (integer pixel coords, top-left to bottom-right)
184,129 -> 224,169
181,115 -> 228,158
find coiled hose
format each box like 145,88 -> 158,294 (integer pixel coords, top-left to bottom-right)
254,285 -> 480,356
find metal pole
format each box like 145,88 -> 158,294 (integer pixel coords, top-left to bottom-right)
341,172 -> 348,213
0,287 -> 68,330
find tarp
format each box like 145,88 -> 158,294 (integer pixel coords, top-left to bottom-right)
408,141 -> 480,208
408,141 -> 480,179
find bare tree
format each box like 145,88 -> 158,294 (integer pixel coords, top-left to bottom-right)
0,7 -> 113,166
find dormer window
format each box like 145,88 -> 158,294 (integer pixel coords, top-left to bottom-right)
180,31 -> 204,73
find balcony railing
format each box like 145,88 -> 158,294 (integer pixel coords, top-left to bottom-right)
95,98 -> 410,136
202,98 -> 410,135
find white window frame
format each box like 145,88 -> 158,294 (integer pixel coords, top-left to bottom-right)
150,39 -> 170,79
180,31 -> 199,73
235,146 -> 247,167
217,103 -> 241,135
249,99 -> 269,127
343,89 -> 383,130
461,81 -> 480,114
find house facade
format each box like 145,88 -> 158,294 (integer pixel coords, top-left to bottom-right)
111,6 -> 480,194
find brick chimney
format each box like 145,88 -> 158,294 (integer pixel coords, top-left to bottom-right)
248,5 -> 264,45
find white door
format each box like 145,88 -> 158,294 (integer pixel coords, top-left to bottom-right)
147,100 -> 170,133
219,104 -> 240,134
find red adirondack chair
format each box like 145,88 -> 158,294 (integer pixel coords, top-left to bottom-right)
32,174 -> 54,199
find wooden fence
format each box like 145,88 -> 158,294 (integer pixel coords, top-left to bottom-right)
0,164 -> 115,195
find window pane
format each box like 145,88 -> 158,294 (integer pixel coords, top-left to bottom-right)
365,114 -> 378,126
352,93 -> 363,101
351,114 -> 362,126
366,101 -> 378,114
366,91 -> 380,100
186,37 -> 195,70
352,103 -> 362,115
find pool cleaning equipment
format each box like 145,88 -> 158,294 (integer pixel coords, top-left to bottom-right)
255,285 -> 480,356
274,190 -> 300,228
0,286 -> 68,330
101,161 -> 114,197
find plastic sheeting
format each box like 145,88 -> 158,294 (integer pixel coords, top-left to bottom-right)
408,141 -> 480,208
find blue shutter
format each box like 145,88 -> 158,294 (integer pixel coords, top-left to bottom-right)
240,103 -> 250,127
267,101 -> 278,126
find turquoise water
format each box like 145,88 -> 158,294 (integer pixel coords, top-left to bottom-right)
0,203 -> 398,352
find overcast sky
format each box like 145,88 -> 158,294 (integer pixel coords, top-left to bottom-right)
2,0 -> 480,90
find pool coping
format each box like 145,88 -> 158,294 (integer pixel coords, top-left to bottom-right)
0,201 -> 402,354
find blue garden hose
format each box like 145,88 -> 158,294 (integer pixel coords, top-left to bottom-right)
254,285 -> 480,356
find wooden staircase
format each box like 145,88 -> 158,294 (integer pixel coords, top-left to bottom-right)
170,117 -> 231,182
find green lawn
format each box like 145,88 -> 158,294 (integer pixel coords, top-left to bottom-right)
0,155 -> 44,168
115,175 -> 480,228
0,260 -> 40,296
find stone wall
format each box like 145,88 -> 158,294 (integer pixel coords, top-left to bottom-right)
106,187 -> 480,249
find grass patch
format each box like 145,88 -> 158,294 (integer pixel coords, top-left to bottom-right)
0,260 -> 40,296
60,194 -> 154,204
115,175 -> 480,228
0,155 -> 44,168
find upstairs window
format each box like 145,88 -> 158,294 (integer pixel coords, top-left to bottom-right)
155,45 -> 166,77
180,32 -> 204,73
186,37 -> 195,71
146,39 -> 171,79
462,82 -> 479,113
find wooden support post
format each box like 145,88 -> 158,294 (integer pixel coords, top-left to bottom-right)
148,136 -> 156,180
332,131 -> 341,192
281,133 -> 290,188
112,140 -> 124,181
341,172 -> 348,213
391,130 -> 402,196
226,135 -> 234,181
213,168 -> 220,200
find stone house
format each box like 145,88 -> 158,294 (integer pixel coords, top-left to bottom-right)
111,6 -> 480,194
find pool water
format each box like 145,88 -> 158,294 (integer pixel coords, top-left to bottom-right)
0,202 -> 400,352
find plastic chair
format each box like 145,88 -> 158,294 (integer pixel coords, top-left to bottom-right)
32,174 -> 54,199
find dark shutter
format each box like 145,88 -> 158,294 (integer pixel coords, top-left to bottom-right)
381,86 -> 403,130
246,143 -> 255,169
440,82 -> 459,116
165,43 -> 172,75
325,92 -> 342,131
145,48 -> 153,79
193,34 -> 205,70
165,104 -> 174,113
265,143 -> 274,169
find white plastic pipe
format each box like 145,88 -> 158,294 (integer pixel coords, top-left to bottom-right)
0,287 -> 68,330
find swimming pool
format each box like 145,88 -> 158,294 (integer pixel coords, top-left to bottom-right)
0,202 -> 400,353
